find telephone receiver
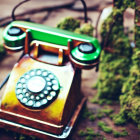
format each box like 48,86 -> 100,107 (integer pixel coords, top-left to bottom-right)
3,21 -> 101,69
0,21 -> 101,139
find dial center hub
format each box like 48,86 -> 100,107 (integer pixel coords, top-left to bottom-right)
27,76 -> 46,93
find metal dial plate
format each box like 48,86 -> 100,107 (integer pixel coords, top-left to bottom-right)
15,69 -> 60,109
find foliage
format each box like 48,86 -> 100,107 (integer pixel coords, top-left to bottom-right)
78,127 -> 104,139
96,0 -> 140,130
56,17 -> 94,36
90,96 -> 113,105
82,107 -> 93,118
97,10 -> 133,100
0,44 -> 6,58
113,112 -> 127,125
101,108 -> 114,116
113,128 -> 128,137
96,0 -> 135,100
56,17 -> 80,32
75,23 -> 94,36
97,121 -> 112,133
119,51 -> 140,128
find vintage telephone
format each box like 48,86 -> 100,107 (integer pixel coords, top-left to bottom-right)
0,21 -> 101,139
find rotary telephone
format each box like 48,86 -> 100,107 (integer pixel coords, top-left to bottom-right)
0,21 -> 101,139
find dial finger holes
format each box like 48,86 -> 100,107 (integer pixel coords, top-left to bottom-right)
16,68 -> 60,109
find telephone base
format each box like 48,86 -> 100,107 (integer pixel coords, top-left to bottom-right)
0,97 -> 86,140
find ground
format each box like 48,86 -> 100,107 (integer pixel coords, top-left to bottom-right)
0,0 -> 139,140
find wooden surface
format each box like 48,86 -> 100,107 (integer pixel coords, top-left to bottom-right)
0,0 -> 140,140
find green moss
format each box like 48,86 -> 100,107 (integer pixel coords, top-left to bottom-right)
96,111 -> 105,119
102,126 -> 112,134
57,17 -> 94,37
120,129 -> 128,136
118,50 -> 140,127
56,17 -> 80,32
90,97 -> 113,105
113,113 -> 127,125
90,97 -> 98,104
74,28 -> 81,34
92,81 -> 98,89
86,128 -> 96,136
78,127 -> 104,139
101,108 -> 114,116
82,107 -> 92,118
98,121 -> 112,134
85,135 -> 94,140
113,129 -> 128,137
96,0 -> 140,129
97,1 -> 133,100
82,107 -> 98,121
19,135 -> 26,140
88,114 -> 96,121
109,113 -> 116,119
78,130 -> 87,137
78,23 -> 94,37
0,28 -> 6,58
97,121 -> 106,127
113,130 -> 122,138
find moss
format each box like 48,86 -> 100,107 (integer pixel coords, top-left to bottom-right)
97,1 -> 133,100
90,96 -> 98,104
113,113 -> 127,125
57,17 -> 94,37
78,130 -> 87,137
113,130 -> 122,138
102,126 -> 112,134
78,127 -> 104,139
109,113 -> 116,119
56,17 -> 80,32
101,108 -> 114,116
88,114 -> 96,121
92,81 -> 98,89
96,111 -> 105,119
97,121 -> 106,127
118,50 -> 140,127
78,127 -> 101,139
85,135 -> 94,140
96,0 -> 140,129
98,99 -> 106,105
113,129 -> 128,137
78,23 -> 94,37
74,28 -> 81,34
82,107 -> 97,121
86,128 -> 96,136
90,97 -> 113,105
120,129 -> 128,136
82,107 -> 92,118
0,28 -> 6,58
98,121 -> 112,134
0,44 -> 6,57
19,135 -> 26,140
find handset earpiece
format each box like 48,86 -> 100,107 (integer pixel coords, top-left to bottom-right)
70,42 -> 100,69
3,24 -> 26,51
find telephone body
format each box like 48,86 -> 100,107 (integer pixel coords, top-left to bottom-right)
0,21 -> 101,139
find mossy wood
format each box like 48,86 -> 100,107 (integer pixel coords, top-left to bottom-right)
97,0 -> 140,129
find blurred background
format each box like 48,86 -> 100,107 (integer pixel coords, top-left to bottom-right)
0,0 -> 139,140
